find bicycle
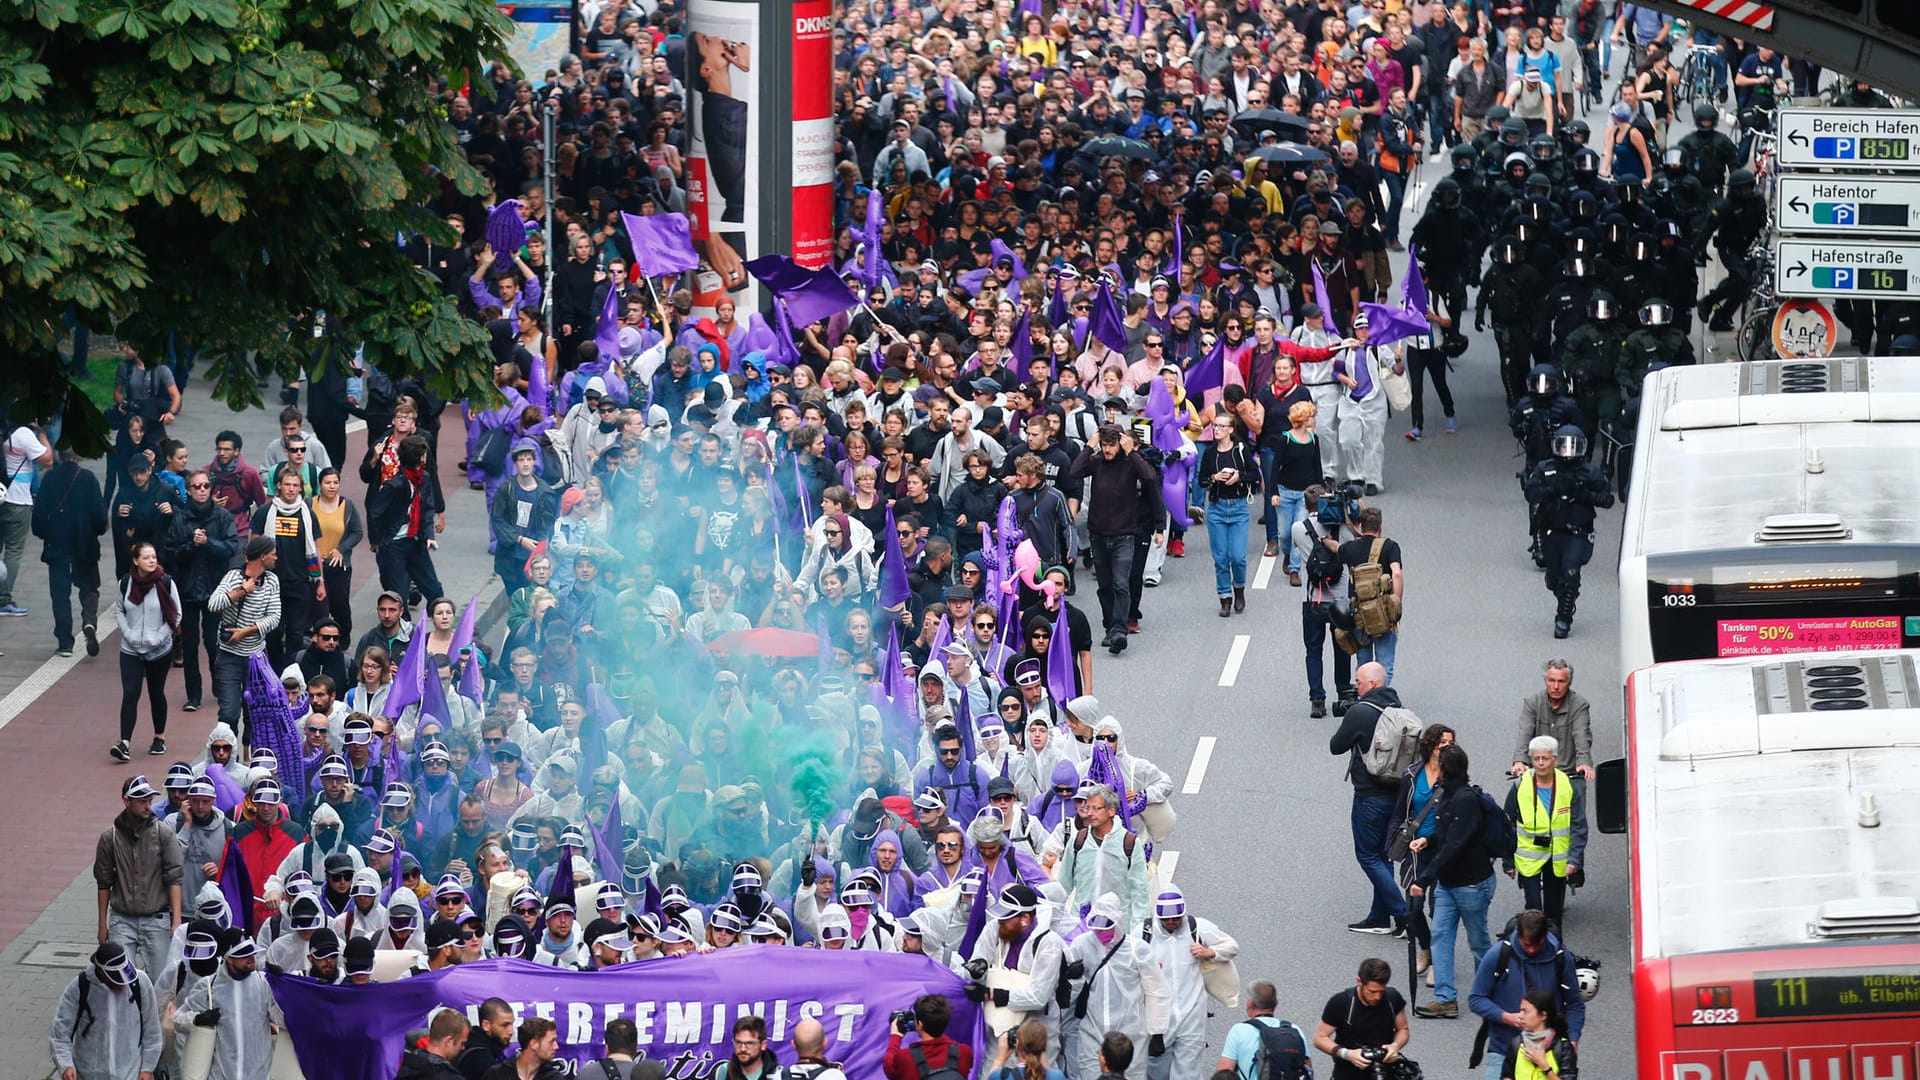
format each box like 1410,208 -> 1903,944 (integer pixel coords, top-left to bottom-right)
1679,42 -> 1724,106
1734,242 -> 1779,362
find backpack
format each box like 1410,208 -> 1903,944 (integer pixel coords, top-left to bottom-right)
72,971 -> 144,1042
1348,537 -> 1399,637
1243,1018 -> 1313,1080
1303,521 -> 1342,588
1475,785 -> 1518,859
910,1042 -> 966,1080
1467,927 -> 1576,1068
1361,705 -> 1423,781
1071,822 -> 1138,865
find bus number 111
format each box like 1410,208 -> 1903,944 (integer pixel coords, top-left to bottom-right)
1772,977 -> 1809,1010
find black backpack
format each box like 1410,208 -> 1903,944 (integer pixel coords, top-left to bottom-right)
1473,786 -> 1518,859
72,971 -> 145,1042
1303,520 -> 1342,587
1244,1018 -> 1313,1080
910,1042 -> 967,1080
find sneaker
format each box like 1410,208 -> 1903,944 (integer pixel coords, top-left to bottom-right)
1404,427 -> 1422,441
149,737 -> 166,756
56,647 -> 73,658
1310,699 -> 1327,719
1107,633 -> 1128,655
1445,417 -> 1457,434
0,603 -> 28,617
109,741 -> 131,763
84,623 -> 99,657
1414,1001 -> 1459,1019
1168,539 -> 1186,558
1388,240 -> 1406,252
1264,541 -> 1280,557
182,700 -> 201,713
1128,619 -> 1141,634
1364,483 -> 1380,496
1347,918 -> 1395,935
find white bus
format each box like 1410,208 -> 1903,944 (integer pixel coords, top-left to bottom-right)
1617,357 -> 1920,678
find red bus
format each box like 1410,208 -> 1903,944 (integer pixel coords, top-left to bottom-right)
1596,649 -> 1920,1080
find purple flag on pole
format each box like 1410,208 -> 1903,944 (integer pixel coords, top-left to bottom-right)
485,200 -> 527,258
1183,335 -> 1227,397
269,951 -> 983,1080
1009,304 -> 1034,369
1402,243 -> 1429,314
1312,260 -> 1343,336
384,636 -> 426,719
592,276 -> 623,371
457,648 -> 485,707
449,593 -> 479,656
419,650 -> 450,728
547,843 -> 575,914
879,502 -> 911,610
589,800 -> 623,884
1146,379 -> 1194,530
1166,212 -> 1183,276
861,190 -> 885,289
767,300 -> 802,367
620,212 -> 700,278
1087,281 -> 1129,352
243,652 -> 306,795
1046,602 -> 1075,704
743,254 -> 860,328
1357,302 -> 1430,348
1129,0 -> 1145,35
1048,274 -> 1070,327
219,837 -> 256,934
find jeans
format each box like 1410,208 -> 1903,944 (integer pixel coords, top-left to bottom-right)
1431,874 -> 1497,1003
1427,92 -> 1452,147
1272,489 -> 1306,567
107,909 -> 173,980
1302,602 -> 1353,702
213,649 -> 251,735
178,600 -> 219,704
1352,791 -> 1407,922
1205,496 -> 1250,596
1354,628 -> 1397,684
120,650 -> 171,742
1382,170 -> 1408,242
1482,1052 -> 1507,1080
48,558 -> 101,651
0,501 -> 30,606
375,538 -> 445,613
1087,533 -> 1135,635
321,562 -> 353,640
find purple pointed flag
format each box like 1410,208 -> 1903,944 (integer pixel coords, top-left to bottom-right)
955,866 -> 992,957
589,799 -> 623,885
457,648 -> 485,707
1183,335 -> 1227,398
860,190 -> 885,289
1129,0 -> 1145,36
547,843 -> 576,915
1358,242 -> 1431,348
879,502 -> 911,610
244,652 -> 306,795
1009,304 -> 1034,369
1046,602 -> 1075,704
1048,274 -> 1070,327
1312,259 -> 1343,337
1146,379 -> 1194,531
219,837 -> 256,934
486,200 -> 527,259
449,593 -> 479,656
1402,243 -> 1429,315
526,341 -> 551,418
1088,281 -> 1129,353
621,211 -> 700,279
1166,212 -> 1183,276
766,301 -> 802,367
207,763 -> 243,816
419,651 -> 451,728
384,635 -> 426,719
593,277 -> 623,375
743,254 -> 859,328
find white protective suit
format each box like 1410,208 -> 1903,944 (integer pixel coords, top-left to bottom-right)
1292,323 -> 1344,479
173,966 -> 276,1080
958,914 -> 1066,1065
1066,894 -> 1170,1080
1093,718 -> 1175,820
1334,343 -> 1393,491
1143,901 -> 1241,1080
49,968 -> 162,1080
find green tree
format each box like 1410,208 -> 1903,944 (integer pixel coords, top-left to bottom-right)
0,0 -> 514,453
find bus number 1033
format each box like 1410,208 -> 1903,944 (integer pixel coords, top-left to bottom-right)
1662,593 -> 1697,606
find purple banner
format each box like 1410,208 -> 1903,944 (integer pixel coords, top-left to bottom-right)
270,951 -> 981,1080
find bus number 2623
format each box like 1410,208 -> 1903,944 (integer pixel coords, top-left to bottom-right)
1691,1008 -> 1740,1025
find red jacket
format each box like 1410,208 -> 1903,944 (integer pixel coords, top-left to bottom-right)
884,1034 -> 972,1080
232,809 -> 304,926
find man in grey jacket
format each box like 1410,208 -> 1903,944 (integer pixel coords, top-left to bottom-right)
164,778 -> 230,908
95,775 -> 184,981
1508,658 -> 1593,799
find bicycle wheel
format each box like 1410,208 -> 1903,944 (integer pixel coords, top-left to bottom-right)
1736,306 -> 1778,362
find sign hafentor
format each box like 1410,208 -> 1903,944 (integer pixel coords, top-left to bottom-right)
1775,176 -> 1920,236
1778,107 -> 1920,172
1775,239 -> 1920,300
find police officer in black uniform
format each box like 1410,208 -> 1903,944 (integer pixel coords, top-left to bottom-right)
1538,257 -> 1598,367
1694,167 -> 1767,332
1617,299 -> 1694,407
1410,178 -> 1483,320
1560,292 -> 1628,442
1524,425 -> 1615,638
1651,149 -> 1710,234
1675,103 -> 1739,194
1510,365 -> 1584,565
1477,236 -> 1544,407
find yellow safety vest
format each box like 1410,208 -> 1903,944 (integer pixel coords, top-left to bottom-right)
1513,1042 -> 1563,1080
1513,769 -> 1572,878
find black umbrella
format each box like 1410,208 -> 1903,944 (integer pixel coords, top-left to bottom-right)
1079,135 -> 1158,162
1248,141 -> 1330,165
1230,109 -> 1310,138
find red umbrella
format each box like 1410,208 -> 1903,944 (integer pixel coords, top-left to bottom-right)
706,627 -> 824,658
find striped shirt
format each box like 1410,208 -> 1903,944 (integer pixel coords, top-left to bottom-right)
207,568 -> 281,656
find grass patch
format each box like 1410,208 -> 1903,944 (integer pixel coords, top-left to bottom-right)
72,353 -> 118,414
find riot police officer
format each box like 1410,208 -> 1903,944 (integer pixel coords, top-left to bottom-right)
1560,292 -> 1628,440
1564,147 -> 1609,201
1618,300 -> 1694,407
1695,168 -> 1768,331
1538,257 -> 1598,366
1474,105 -> 1516,164
1602,232 -> 1662,315
1448,144 -> 1495,225
1477,236 -> 1545,407
1529,134 -> 1566,187
1675,103 -> 1739,194
1410,178 -> 1483,319
1510,366 -> 1584,566
1524,426 -> 1615,638
1651,149 -> 1710,234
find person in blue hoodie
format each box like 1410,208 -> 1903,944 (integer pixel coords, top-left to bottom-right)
1467,909 -> 1586,1080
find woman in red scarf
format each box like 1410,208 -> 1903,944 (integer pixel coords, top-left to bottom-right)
112,541 -> 182,760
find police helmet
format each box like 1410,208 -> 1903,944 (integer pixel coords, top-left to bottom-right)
1525,173 -> 1555,196
1694,102 -> 1719,129
1588,293 -> 1616,320
1504,152 -> 1533,179
1615,180 -> 1644,205
1566,258 -> 1593,280
1569,190 -> 1599,222
1571,148 -> 1600,175
1663,147 -> 1685,172
1527,365 -> 1561,396
1514,219 -> 1540,243
1529,134 -> 1559,162
1569,230 -> 1597,255
1603,219 -> 1629,244
1630,233 -> 1656,261
1563,119 -> 1591,145
1501,124 -> 1528,148
1728,168 -> 1758,197
1487,104 -> 1512,125
1552,424 -> 1588,460
1523,196 -> 1550,222
1434,177 -> 1462,208
1451,144 -> 1479,171
1575,956 -> 1603,1001
1640,300 -> 1674,327
1494,235 -> 1523,264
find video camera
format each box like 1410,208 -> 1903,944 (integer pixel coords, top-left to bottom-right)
1316,482 -> 1364,526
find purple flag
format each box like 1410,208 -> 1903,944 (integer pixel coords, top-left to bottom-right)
1402,243 -> 1429,314
485,200 -> 527,259
589,800 -> 623,885
768,300 -> 802,366
449,593 -> 479,656
593,276 -> 623,375
1183,335 -> 1227,397
219,837 -> 256,934
1129,0 -> 1145,36
457,647 -> 485,706
1009,304 -> 1034,369
419,650 -> 451,729
955,867 -> 992,958
621,211 -> 700,279
1167,212 -> 1183,276
548,843 -> 576,914
860,190 -> 885,289
1048,274 -> 1070,327
1046,602 -> 1075,704
269,952 -> 982,1080
1087,281 -> 1129,352
384,634 -> 426,719
879,502 -> 911,610
1146,380 -> 1194,531
1312,260 -> 1343,336
243,652 -> 306,796
526,341 -> 551,418
1357,302 -> 1430,348
743,254 -> 859,328
208,763 -> 243,816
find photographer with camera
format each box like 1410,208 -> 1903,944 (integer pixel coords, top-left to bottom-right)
1312,958 -> 1410,1080
883,994 -> 974,1080
1521,428 -> 1612,639
1293,483 -> 1357,718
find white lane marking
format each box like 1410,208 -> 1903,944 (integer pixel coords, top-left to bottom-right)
1252,553 -> 1276,590
0,627 -> 121,729
1183,736 -> 1216,795
1218,635 -> 1250,687
1158,849 -> 1180,885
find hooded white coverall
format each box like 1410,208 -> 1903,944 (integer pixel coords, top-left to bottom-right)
173,966 -> 276,1080
49,969 -> 162,1080
1066,894 -> 1170,1080
1144,914 -> 1241,1080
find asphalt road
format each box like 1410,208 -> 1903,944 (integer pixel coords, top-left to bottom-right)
1099,268 -> 1634,1076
